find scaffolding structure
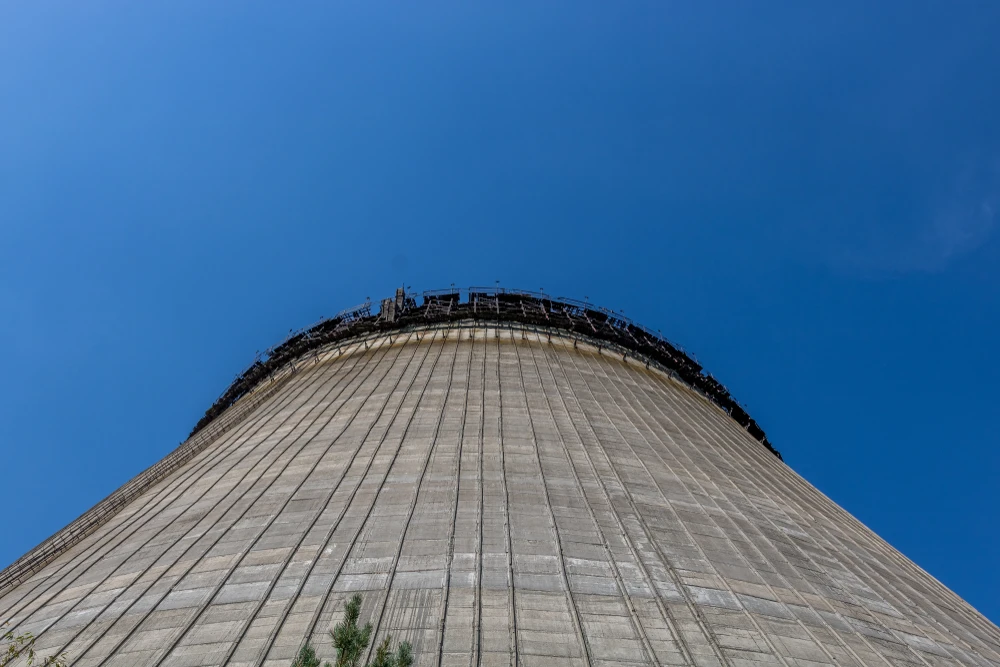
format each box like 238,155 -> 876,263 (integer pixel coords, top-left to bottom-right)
191,287 -> 778,458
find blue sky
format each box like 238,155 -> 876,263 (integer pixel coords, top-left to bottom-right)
1,2 -> 998,623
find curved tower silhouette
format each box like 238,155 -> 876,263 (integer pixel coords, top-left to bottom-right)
1,288 -> 997,667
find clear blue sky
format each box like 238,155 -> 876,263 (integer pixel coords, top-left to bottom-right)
1,2 -> 998,623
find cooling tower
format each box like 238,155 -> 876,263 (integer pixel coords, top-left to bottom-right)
2,289 -> 997,667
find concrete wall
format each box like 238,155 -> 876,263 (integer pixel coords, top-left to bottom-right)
1,326 -> 997,667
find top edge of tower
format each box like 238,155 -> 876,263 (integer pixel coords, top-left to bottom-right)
0,285 -> 780,598
193,286 -> 780,461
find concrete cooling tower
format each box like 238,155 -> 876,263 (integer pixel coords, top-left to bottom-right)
1,288 -> 997,667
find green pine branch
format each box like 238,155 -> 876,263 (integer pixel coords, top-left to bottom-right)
292,594 -> 413,667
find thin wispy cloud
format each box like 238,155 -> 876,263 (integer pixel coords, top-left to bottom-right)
831,162 -> 998,276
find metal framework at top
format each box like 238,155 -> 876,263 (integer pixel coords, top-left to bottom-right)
191,286 -> 780,460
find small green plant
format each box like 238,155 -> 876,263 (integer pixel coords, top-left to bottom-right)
1,622 -> 68,667
291,643 -> 323,667
331,593 -> 373,667
368,636 -> 413,667
293,594 -> 413,667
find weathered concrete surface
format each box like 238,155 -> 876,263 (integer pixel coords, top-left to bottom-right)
2,326 -> 998,667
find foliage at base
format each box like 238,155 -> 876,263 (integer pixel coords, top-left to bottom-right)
1,622 -> 68,667
292,594 -> 413,667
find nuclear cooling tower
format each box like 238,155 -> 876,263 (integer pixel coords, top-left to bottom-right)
1,288 -> 997,667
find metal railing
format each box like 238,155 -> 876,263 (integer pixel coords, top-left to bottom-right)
188,287 -> 776,457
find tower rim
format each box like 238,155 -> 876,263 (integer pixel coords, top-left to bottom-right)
192,286 -> 778,459
0,287 -> 780,598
